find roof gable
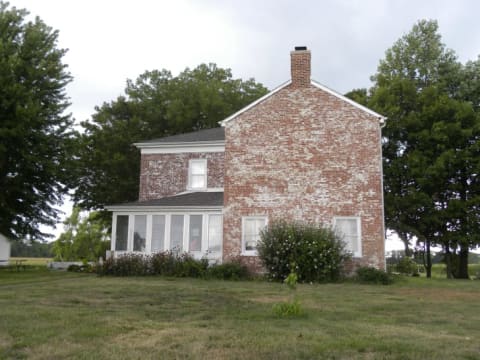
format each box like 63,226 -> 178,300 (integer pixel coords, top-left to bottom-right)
220,79 -> 386,127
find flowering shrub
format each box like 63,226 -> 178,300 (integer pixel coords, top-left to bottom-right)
257,220 -> 351,283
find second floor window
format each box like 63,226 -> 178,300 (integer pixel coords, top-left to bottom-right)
188,159 -> 207,190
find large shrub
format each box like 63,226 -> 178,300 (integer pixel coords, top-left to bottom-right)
395,257 -> 419,276
257,220 -> 351,282
356,266 -> 394,285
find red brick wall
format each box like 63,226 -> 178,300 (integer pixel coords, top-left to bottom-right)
290,50 -> 311,88
222,84 -> 385,272
139,152 -> 224,201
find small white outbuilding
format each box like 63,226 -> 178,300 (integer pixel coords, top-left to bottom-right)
0,233 -> 11,266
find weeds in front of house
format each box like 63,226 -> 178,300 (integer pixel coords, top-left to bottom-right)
273,268 -> 304,317
96,251 -> 250,280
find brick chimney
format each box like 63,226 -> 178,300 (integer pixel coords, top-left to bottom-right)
290,46 -> 311,87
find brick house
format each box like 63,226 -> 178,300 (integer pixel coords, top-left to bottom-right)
107,47 -> 386,271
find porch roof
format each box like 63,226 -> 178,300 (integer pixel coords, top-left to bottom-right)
106,191 -> 224,210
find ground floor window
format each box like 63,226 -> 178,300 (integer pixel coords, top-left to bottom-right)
170,215 -> 185,252
189,215 -> 202,252
112,212 -> 222,259
207,215 -> 222,254
333,216 -> 362,257
242,216 -> 267,256
115,215 -> 129,251
151,215 -> 165,252
133,215 -> 147,252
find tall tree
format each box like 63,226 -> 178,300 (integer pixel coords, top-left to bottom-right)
70,64 -> 268,210
0,2 -> 73,240
53,207 -> 110,261
364,20 -> 480,278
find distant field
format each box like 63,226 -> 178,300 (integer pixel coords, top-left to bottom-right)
9,257 -> 52,266
0,268 -> 479,359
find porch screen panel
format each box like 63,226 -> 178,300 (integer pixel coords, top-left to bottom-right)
115,215 -> 129,251
133,215 -> 147,252
189,215 -> 202,251
207,215 -> 222,253
151,215 -> 166,252
170,215 -> 184,252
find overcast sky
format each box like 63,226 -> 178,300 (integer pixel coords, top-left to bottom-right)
11,0 -> 480,246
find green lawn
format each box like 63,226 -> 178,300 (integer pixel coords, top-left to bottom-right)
0,268 -> 479,359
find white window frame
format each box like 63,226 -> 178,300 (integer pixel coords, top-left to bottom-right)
187,159 -> 207,190
333,216 -> 362,258
132,214 -> 148,252
241,216 -> 267,256
111,212 -> 222,259
150,214 -> 166,253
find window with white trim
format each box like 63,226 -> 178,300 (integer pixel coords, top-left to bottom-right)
242,216 -> 267,255
188,215 -> 202,252
133,215 -> 147,252
115,215 -> 129,251
333,217 -> 362,257
188,159 -> 207,190
151,215 -> 166,252
207,214 -> 222,254
170,215 -> 184,252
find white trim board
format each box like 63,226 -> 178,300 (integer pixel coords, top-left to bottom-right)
137,142 -> 225,154
106,205 -> 223,212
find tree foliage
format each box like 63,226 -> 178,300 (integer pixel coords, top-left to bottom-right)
349,20 -> 480,278
70,64 -> 268,209
53,207 -> 110,261
10,239 -> 53,257
0,2 -> 73,240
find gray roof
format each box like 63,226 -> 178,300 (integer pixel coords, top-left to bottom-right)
138,127 -> 225,144
110,191 -> 223,208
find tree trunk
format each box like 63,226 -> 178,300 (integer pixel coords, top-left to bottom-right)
444,245 -> 454,279
422,240 -> 432,278
404,242 -> 412,257
399,232 -> 412,257
457,244 -> 469,279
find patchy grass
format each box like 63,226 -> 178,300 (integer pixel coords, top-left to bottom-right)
0,270 -> 479,359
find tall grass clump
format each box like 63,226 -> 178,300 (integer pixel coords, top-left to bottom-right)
257,220 -> 351,283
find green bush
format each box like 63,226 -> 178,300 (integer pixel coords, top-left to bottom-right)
67,264 -> 93,273
96,252 -> 249,280
257,220 -> 351,283
97,253 -> 149,276
174,253 -> 209,278
206,261 -> 250,280
356,266 -> 393,285
150,251 -> 179,276
395,257 -> 419,276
